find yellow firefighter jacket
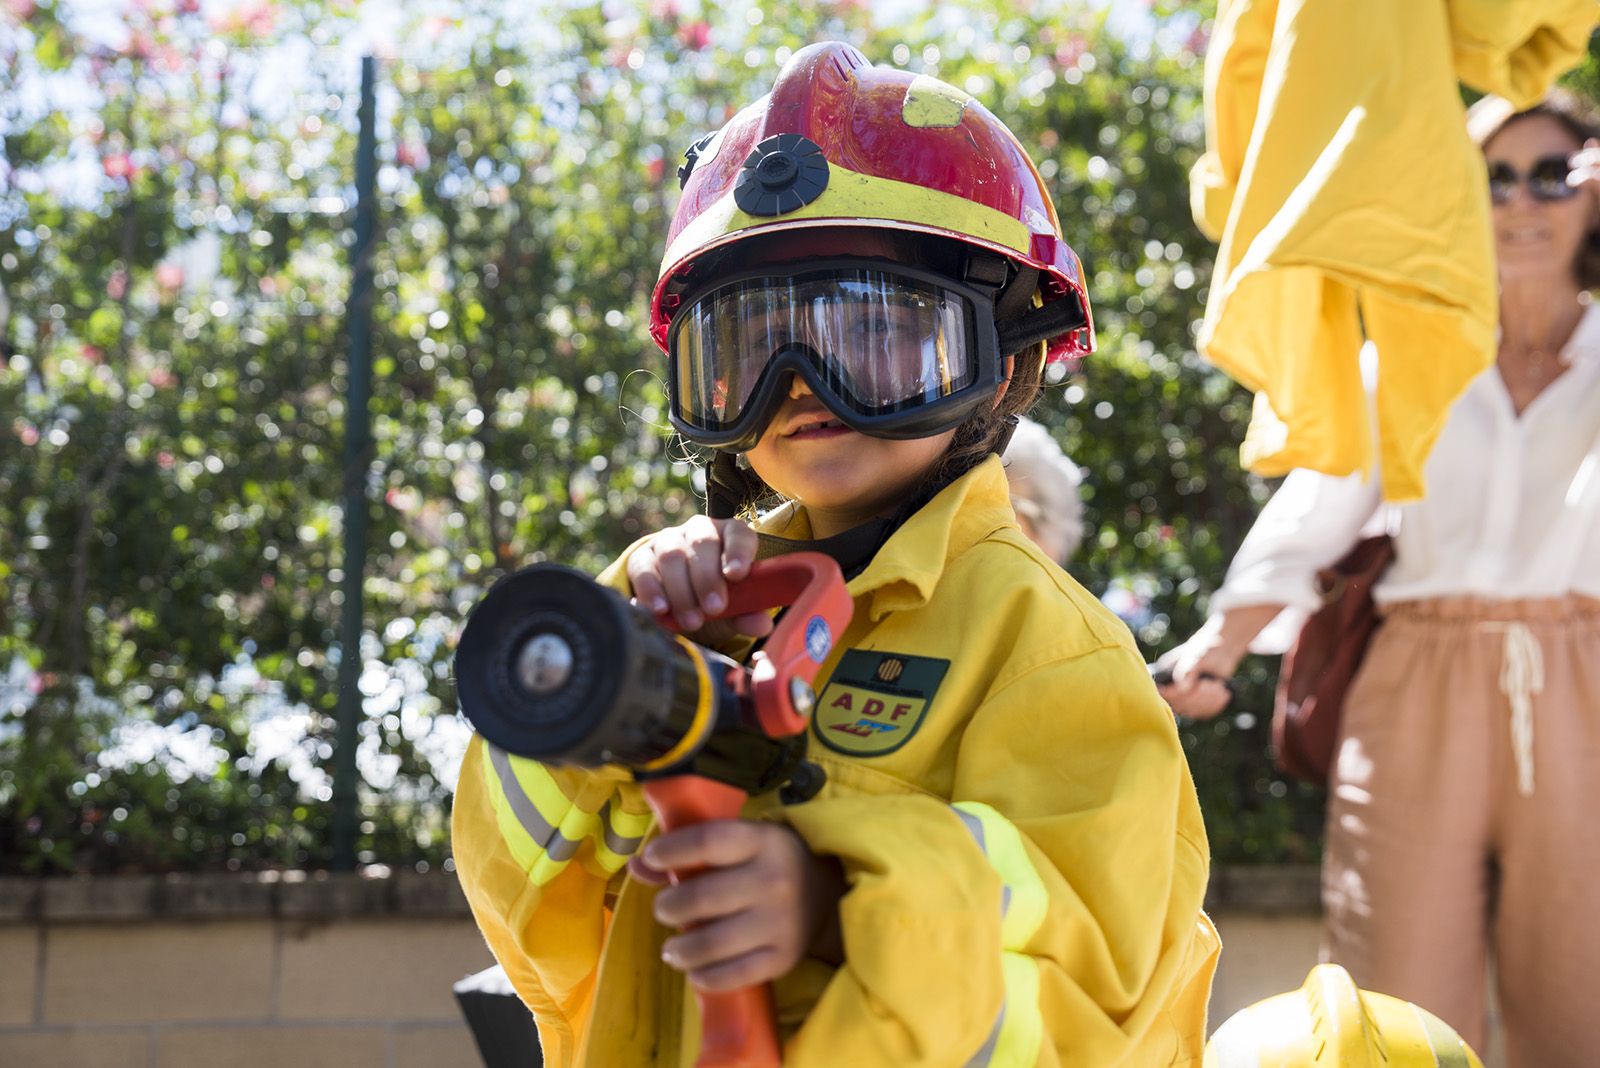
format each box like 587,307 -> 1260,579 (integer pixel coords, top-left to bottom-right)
1192,0 -> 1596,500
451,456 -> 1221,1067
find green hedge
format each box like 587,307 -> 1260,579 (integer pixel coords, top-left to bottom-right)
5,1 -> 1593,872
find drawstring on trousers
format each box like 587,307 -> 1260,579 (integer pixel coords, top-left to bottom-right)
1479,621 -> 1544,797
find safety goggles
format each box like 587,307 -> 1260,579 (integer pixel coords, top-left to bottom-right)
1487,154 -> 1578,205
667,259 -> 1005,450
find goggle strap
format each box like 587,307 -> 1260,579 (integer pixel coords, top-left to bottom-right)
997,297 -> 1087,356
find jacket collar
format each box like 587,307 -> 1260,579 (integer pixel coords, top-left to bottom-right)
757,454 -> 1017,622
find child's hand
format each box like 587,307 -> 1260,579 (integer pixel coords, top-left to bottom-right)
629,819 -> 847,991
626,515 -> 774,643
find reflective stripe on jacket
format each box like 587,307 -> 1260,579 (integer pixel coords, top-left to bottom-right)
452,455 -> 1220,1066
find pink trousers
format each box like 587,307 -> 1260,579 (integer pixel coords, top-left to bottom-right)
1322,596 -> 1600,1067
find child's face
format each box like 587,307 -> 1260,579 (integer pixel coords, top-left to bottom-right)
728,229 -> 961,534
743,374 -> 956,532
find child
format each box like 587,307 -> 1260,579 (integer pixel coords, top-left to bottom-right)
452,42 -> 1219,1067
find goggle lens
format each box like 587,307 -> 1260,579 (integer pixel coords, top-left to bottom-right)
669,267 -> 980,435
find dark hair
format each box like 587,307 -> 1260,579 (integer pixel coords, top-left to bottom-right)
922,342 -> 1044,490
1470,88 -> 1600,290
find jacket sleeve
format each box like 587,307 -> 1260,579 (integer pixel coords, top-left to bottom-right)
771,642 -> 1218,1068
1449,0 -> 1596,108
449,548 -> 656,1065
1189,0 -> 1275,241
1208,466 -> 1384,653
452,740 -> 653,1065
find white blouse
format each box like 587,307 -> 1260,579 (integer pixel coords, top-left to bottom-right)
1212,302 -> 1600,654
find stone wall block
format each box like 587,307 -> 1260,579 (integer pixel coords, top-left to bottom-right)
276,919 -> 493,1022
0,1029 -> 150,1067
1205,864 -> 1321,915
391,1023 -> 483,1068
40,875 -> 160,923
0,879 -> 41,922
0,927 -> 40,1025
390,871 -> 472,917
275,873 -> 392,919
43,921 -> 274,1025
155,1025 -> 388,1067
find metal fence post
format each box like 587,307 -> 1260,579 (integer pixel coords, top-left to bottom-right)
331,55 -> 378,872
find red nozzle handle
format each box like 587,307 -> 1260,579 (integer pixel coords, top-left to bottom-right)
642,775 -> 782,1068
636,554 -> 849,1065
720,552 -> 852,739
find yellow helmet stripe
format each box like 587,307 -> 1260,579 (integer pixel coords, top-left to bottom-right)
661,159 -> 1035,281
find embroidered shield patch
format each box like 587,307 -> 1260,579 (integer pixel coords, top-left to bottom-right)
813,650 -> 950,757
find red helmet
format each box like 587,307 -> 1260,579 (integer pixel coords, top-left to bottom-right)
651,42 -> 1094,365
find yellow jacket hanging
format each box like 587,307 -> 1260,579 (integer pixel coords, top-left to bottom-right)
451,457 -> 1220,1067
1192,0 -> 1596,500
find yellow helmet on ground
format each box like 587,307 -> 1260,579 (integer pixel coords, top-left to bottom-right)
1205,964 -> 1483,1068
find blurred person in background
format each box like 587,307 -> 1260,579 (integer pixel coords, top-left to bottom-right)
1157,89 -> 1600,1068
1002,415 -> 1085,566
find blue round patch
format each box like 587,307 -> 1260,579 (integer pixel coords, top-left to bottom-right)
804,616 -> 832,664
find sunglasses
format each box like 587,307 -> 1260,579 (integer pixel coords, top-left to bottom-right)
1487,154 -> 1579,205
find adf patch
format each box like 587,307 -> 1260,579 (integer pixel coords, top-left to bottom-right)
813,650 -> 950,757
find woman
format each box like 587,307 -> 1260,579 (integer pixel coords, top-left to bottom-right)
1158,90 -> 1600,1068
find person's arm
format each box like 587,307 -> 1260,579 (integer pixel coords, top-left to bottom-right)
1158,467 -> 1383,718
769,643 -> 1218,1067
452,743 -> 651,1066
1156,602 -> 1289,719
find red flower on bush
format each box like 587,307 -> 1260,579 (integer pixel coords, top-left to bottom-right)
677,20 -> 711,51
1054,36 -> 1087,70
395,141 -> 426,169
209,0 -> 279,38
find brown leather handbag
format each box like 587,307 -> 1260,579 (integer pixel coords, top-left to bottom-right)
1272,534 -> 1396,784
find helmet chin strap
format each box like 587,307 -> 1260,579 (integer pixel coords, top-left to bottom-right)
706,450 -> 755,521
991,412 -> 1020,456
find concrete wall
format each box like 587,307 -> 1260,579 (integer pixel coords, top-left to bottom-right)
1205,865 -> 1326,1025
0,866 -> 1500,1067
0,871 -> 495,1068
